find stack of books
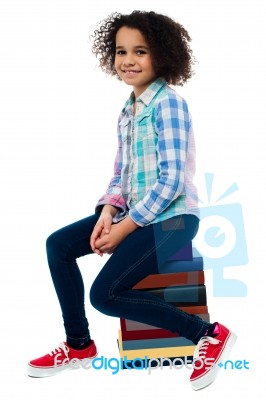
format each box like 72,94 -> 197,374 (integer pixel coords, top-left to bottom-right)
117,242 -> 210,368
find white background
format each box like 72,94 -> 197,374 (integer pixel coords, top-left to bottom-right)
0,0 -> 265,398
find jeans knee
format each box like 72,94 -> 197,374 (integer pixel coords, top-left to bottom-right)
46,230 -> 67,263
90,279 -> 112,315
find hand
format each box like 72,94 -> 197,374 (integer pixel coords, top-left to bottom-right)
90,211 -> 113,256
94,216 -> 139,255
94,223 -> 127,255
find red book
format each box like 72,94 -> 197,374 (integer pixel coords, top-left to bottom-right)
120,314 -> 210,340
120,306 -> 209,340
133,270 -> 204,290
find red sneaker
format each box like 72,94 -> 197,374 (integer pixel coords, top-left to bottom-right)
190,322 -> 237,390
27,341 -> 98,377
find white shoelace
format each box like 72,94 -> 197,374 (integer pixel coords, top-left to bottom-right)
194,336 -> 220,360
49,343 -> 70,361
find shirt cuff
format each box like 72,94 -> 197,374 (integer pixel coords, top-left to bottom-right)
95,194 -> 128,223
129,204 -> 156,227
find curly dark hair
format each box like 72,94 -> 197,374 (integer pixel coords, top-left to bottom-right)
91,10 -> 195,86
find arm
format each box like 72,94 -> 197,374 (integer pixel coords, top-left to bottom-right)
129,94 -> 191,226
91,113 -> 134,255
95,117 -> 128,220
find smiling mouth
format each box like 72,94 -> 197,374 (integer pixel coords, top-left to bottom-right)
122,70 -> 141,74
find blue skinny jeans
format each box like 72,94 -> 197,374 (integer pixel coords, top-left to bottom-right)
46,213 -> 212,347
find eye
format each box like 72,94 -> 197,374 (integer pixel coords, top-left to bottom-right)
116,50 -> 126,55
136,50 -> 146,55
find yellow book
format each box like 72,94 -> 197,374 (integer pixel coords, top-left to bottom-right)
117,330 -> 195,360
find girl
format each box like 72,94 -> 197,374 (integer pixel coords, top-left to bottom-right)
27,11 -> 236,390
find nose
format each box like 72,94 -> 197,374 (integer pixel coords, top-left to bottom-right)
122,53 -> 135,66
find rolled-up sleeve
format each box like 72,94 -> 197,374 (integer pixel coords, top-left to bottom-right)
95,126 -> 128,221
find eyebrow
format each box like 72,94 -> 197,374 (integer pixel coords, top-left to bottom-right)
115,45 -> 149,50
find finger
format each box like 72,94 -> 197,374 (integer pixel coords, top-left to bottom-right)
90,224 -> 104,251
103,219 -> 112,234
95,236 -> 107,249
90,234 -> 95,251
95,249 -> 103,257
91,224 -> 103,240
99,229 -> 107,239
90,232 -> 98,251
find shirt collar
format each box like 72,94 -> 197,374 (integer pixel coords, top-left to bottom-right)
123,78 -> 166,115
126,78 -> 166,104
136,78 -> 166,106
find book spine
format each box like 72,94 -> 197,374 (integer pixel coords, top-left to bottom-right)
122,336 -> 194,351
120,314 -> 210,340
133,270 -> 204,290
168,242 -> 193,261
122,307 -> 209,331
142,285 -> 207,306
117,331 -> 195,359
158,257 -> 203,274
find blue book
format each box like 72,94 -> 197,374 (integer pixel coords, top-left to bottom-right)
141,284 -> 207,306
122,336 -> 194,350
168,242 -> 193,261
159,257 -> 204,274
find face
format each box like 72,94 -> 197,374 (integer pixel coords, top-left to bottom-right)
115,26 -> 157,98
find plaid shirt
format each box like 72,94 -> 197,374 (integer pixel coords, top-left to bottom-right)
96,78 -> 199,226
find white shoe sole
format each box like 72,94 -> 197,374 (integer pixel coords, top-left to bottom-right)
27,354 -> 98,378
